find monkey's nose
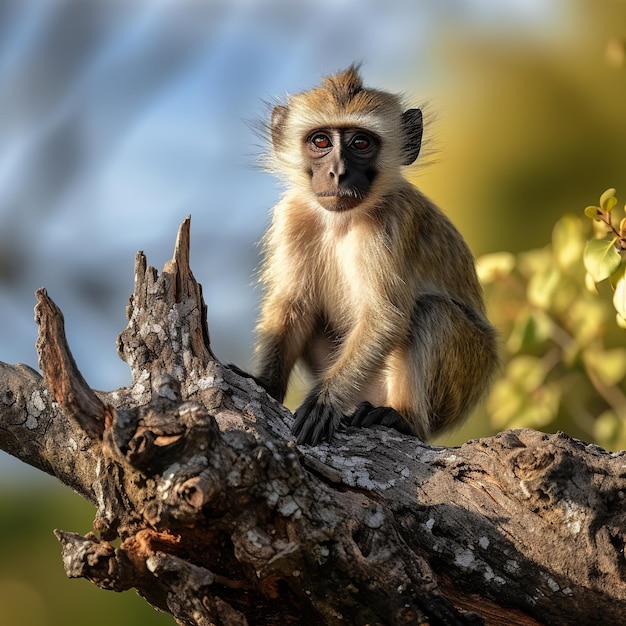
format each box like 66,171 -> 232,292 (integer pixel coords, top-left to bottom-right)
329,157 -> 348,181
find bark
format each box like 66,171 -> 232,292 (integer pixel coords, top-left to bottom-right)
1,217 -> 625,625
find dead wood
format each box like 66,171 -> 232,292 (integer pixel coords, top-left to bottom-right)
1,217 -> 626,625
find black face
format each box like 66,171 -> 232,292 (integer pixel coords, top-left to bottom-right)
304,128 -> 380,211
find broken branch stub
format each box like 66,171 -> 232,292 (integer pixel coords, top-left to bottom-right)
116,216 -> 214,387
34,287 -> 107,440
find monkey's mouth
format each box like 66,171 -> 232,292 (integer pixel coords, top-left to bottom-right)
316,190 -> 363,211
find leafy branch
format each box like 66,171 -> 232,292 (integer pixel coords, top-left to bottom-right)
478,188 -> 626,450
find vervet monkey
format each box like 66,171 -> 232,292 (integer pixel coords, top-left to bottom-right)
247,64 -> 498,445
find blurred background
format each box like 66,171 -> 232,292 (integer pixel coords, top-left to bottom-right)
0,0 -> 625,623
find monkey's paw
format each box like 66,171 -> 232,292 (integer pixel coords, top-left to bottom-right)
292,389 -> 344,445
348,402 -> 412,435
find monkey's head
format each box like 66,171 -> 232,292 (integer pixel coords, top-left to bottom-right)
269,64 -> 423,212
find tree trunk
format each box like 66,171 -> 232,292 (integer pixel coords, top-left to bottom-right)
1,218 -> 625,626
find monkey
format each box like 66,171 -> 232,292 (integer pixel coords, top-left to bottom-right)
244,64 -> 498,446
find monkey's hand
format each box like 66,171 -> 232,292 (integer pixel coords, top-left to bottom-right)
292,387 -> 345,445
348,402 -> 413,435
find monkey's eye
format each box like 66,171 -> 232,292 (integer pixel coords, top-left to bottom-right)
311,134 -> 332,149
350,134 -> 372,151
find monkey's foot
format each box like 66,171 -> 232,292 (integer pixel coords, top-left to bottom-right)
348,402 -> 412,435
292,389 -> 343,445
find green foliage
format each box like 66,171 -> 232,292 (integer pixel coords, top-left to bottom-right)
583,188 -> 626,326
583,238 -> 620,283
479,190 -> 626,450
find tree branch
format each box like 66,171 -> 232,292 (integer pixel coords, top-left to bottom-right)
1,217 -> 625,625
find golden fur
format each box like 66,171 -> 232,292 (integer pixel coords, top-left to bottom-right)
254,65 -> 498,443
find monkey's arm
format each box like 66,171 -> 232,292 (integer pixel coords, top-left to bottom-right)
254,295 -> 317,404
293,306 -> 407,445
253,333 -> 292,403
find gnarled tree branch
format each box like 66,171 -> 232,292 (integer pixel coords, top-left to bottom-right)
1,217 -> 625,625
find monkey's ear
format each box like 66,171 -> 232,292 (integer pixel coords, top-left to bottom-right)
270,105 -> 289,148
401,108 -> 423,166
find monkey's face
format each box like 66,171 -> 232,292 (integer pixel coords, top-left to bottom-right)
304,128 -> 380,212
267,67 -> 423,208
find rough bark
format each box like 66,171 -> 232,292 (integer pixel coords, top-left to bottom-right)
1,217 -> 626,626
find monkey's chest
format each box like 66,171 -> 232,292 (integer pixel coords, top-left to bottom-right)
317,231 -> 371,327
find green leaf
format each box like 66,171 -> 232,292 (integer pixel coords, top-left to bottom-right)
567,297 -> 608,348
585,272 -> 599,293
613,274 -> 626,320
552,215 -> 584,270
487,379 -> 525,429
506,309 -> 552,353
600,188 -> 617,212
527,266 -> 561,310
517,247 -> 551,280
584,206 -> 602,220
475,252 -> 515,284
507,355 -> 548,392
594,411 -> 621,446
583,238 -> 621,283
584,348 -> 626,386
527,383 -> 561,428
604,197 -> 618,212
610,262 -> 626,290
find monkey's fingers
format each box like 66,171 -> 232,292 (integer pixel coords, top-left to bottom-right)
348,401 -> 375,426
292,390 -> 342,445
348,402 -> 412,435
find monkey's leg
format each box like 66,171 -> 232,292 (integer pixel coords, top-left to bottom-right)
348,294 -> 497,441
398,294 -> 497,439
253,335 -> 292,403
345,352 -> 425,438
